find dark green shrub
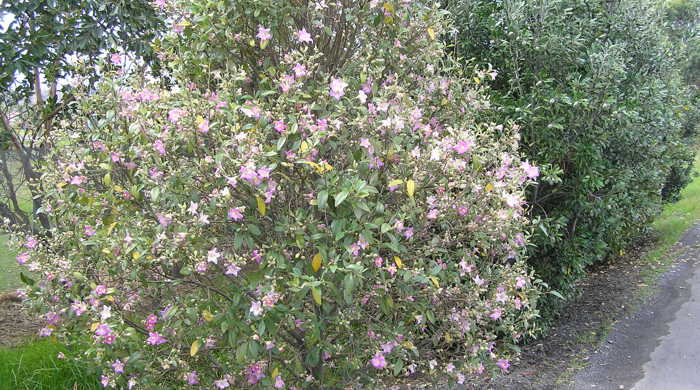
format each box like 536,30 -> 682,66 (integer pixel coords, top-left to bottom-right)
450,0 -> 698,314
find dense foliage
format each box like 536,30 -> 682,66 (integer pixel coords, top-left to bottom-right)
10,0 -> 543,388
450,0 -> 699,309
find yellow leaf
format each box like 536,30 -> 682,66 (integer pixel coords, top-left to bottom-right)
383,2 -> 394,12
103,173 -> 112,186
312,287 -> 322,305
474,76 -> 481,85
202,309 -> 214,322
406,180 -> 415,198
90,322 -> 99,332
388,179 -> 403,187
196,115 -> 205,125
256,196 -> 266,216
312,253 -> 322,272
260,39 -> 269,50
300,141 -> 310,154
105,296 -> 115,303
272,368 -> 279,379
427,27 -> 436,40
132,251 -> 142,260
394,256 -> 403,269
429,276 -> 440,288
107,222 -> 117,235
485,183 -> 494,192
190,340 -> 201,357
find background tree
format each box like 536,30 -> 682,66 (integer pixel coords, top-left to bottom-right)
0,0 -> 165,231
449,0 -> 699,316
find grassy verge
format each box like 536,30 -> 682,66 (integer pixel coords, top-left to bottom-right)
0,235 -> 22,293
0,339 -> 101,390
638,155 -> 700,289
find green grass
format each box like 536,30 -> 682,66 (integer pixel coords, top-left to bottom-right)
0,339 -> 101,390
637,155 -> 700,288
0,235 -> 22,293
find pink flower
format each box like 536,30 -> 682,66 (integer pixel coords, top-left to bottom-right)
370,352 -> 386,369
103,334 -> 116,344
198,119 -> 210,133
295,28 -> 313,44
497,359 -> 510,372
146,332 -> 167,345
153,139 -> 166,155
207,248 -> 222,264
157,214 -> 172,227
274,376 -> 285,388
214,379 -> 230,389
112,359 -> 125,374
274,120 -> 287,133
110,53 -> 123,66
256,26 -> 272,41
226,263 -> 241,276
453,140 -> 474,154
95,323 -> 112,337
95,285 -> 107,295
489,309 -> 503,320
427,209 -> 439,219
374,256 -> 383,267
329,77 -> 348,100
84,225 -> 96,237
293,63 -> 307,78
168,108 -> 186,123
185,371 -> 199,385
16,252 -> 29,265
521,161 -> 539,179
250,301 -> 263,316
39,327 -> 52,337
228,207 -> 244,221
516,276 -> 527,289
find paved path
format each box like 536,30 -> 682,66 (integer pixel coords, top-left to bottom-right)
565,222 -> 700,390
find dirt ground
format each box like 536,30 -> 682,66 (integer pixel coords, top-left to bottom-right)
0,296 -> 41,348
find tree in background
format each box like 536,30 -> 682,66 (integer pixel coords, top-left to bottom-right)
449,0 -> 699,315
0,0 -> 164,231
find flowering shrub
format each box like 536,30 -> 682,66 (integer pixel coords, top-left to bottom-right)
11,0 -> 541,388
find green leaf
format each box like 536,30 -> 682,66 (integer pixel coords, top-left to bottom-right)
317,190 -> 329,209
19,272 -> 35,286
334,191 -> 349,207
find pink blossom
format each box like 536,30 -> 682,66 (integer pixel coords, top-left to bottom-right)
110,53 -> 123,66
168,108 -> 186,123
95,323 -> 112,337
453,140 -> 474,154
95,285 -> 107,295
103,334 -> 116,344
228,207 -> 244,221
329,77 -> 348,100
427,209 -> 439,219
214,379 -> 230,389
185,371 -> 199,385
146,332 -> 167,345
153,139 -> 166,155
370,352 -> 386,369
497,359 -> 510,372
279,74 -> 295,93
274,375 -> 285,388
38,327 -> 52,337
256,26 -> 272,41
295,28 -> 313,44
293,63 -> 307,78
16,252 -> 29,265
112,359 -> 125,374
374,256 -> 383,267
274,120 -> 287,133
207,248 -> 222,264
157,214 -> 172,227
250,301 -> 263,316
489,309 -> 503,320
84,225 -> 96,237
457,206 -> 469,216
198,119 -> 209,133
521,161 -> 539,179
224,263 -> 240,276
516,276 -> 527,289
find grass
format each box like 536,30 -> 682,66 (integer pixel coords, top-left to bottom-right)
0,235 -> 22,293
0,339 -> 101,390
